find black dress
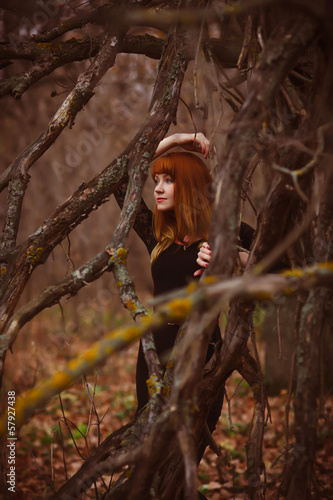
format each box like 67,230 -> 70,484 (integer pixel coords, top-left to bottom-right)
135,239 -> 224,464
135,223 -> 254,461
136,239 -> 221,406
136,222 -> 254,413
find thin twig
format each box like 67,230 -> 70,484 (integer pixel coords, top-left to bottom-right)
221,66 -> 246,101
84,373 -> 102,446
250,320 -> 271,424
50,418 -> 55,487
276,305 -> 282,360
224,387 -> 234,431
290,69 -> 312,83
179,97 -> 197,135
203,422 -> 221,456
218,81 -> 244,106
106,465 -> 114,494
93,480 -> 99,499
85,377 -> 95,439
285,350 -> 296,463
242,188 -> 258,217
273,163 -> 309,203
237,13 -> 254,68
280,76 -> 306,118
30,450 -> 54,490
257,24 -> 265,50
58,419 -> 68,481
193,8 -> 208,110
100,407 -> 110,425
272,124 -> 326,203
58,395 -> 87,460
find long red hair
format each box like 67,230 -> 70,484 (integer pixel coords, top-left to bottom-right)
151,152 -> 212,262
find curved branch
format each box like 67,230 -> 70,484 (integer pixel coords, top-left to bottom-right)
30,4 -> 111,43
0,36 -> 103,99
0,248 -> 110,356
0,261 -> 331,484
176,413 -> 198,499
0,36 -> 100,63
114,181 -> 155,253
0,289 -> 197,435
0,15 -> 190,373
0,30 -> 125,338
0,28 -> 125,254
0,33 -> 165,62
236,342 -> 267,498
208,11 -> 318,278
1,0 -> 157,44
0,189 -> 154,356
0,34 -> 242,100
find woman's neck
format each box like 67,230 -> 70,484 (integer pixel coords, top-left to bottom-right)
174,236 -> 202,246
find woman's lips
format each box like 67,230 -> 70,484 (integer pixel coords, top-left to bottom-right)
156,198 -> 166,202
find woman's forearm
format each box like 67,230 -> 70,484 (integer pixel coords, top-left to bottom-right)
153,132 -> 210,160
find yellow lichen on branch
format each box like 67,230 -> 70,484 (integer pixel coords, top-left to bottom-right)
126,300 -> 138,314
0,324 -> 142,435
282,261 -> 333,278
26,246 -> 44,265
0,299 -> 192,435
146,374 -> 162,397
167,298 -> 192,321
116,248 -> 128,264
107,247 -> 128,266
1,263 -> 332,435
318,261 -> 333,271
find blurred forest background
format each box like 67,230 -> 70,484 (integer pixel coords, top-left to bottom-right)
0,1 -> 332,499
0,21 -> 275,500
0,15 -> 260,394
0,44 -> 265,500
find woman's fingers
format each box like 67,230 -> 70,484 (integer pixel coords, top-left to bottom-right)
195,247 -> 249,277
179,133 -> 210,158
194,133 -> 210,158
195,242 -> 211,272
153,132 -> 213,160
198,243 -> 211,262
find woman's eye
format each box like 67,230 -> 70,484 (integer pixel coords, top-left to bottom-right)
166,178 -> 174,183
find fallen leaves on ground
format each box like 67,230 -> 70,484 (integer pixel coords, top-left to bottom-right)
2,322 -> 333,500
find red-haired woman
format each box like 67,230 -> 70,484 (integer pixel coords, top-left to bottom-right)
135,134 -> 254,471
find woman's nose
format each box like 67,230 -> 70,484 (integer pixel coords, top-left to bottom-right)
155,183 -> 164,193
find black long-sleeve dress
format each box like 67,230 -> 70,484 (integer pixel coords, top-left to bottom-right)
135,223 -> 254,458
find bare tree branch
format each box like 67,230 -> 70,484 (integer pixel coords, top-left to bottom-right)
1,2 -> 333,498
209,11 -> 318,278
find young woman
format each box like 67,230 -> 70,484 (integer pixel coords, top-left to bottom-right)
135,134 -> 254,468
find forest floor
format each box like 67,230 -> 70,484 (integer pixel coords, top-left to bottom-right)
1,312 -> 333,500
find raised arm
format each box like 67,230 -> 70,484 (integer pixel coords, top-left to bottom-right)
153,132 -> 210,160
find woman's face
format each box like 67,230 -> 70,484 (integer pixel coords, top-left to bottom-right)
154,173 -> 175,211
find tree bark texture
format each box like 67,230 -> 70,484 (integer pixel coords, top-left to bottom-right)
0,2 -> 333,499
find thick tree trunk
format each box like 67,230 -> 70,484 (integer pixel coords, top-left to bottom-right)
283,137 -> 333,500
1,2 -> 333,499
